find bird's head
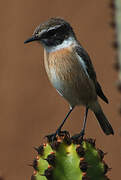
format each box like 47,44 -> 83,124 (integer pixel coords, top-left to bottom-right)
24,18 -> 76,51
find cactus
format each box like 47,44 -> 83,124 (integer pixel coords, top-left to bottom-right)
31,132 -> 110,180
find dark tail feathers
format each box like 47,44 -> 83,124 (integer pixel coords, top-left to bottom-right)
96,82 -> 109,104
94,111 -> 114,135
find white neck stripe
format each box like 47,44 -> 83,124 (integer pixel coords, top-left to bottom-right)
44,37 -> 77,52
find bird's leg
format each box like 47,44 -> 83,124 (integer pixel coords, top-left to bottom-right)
71,107 -> 89,142
79,107 -> 89,138
56,106 -> 74,135
46,106 -> 74,142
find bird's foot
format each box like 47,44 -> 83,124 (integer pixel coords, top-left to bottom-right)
46,129 -> 69,142
71,130 -> 85,144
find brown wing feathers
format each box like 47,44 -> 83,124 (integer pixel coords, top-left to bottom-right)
76,45 -> 109,104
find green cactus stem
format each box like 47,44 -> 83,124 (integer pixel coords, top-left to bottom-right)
31,132 -> 110,180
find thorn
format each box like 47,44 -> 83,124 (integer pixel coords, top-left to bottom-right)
85,138 -> 96,147
103,162 -> 110,174
50,151 -> 55,154
28,163 -> 33,167
48,165 -> 51,168
57,138 -> 62,143
46,153 -> 56,166
80,157 -> 85,161
33,170 -> 37,175
80,160 -> 88,172
71,134 -> 83,144
34,145 -> 44,156
63,131 -> 72,145
82,172 -> 86,176
44,167 -> 53,179
36,155 -> 40,160
51,141 -> 61,151
32,159 -> 38,170
43,143 -> 47,147
45,134 -> 57,142
59,130 -> 70,138
76,144 -> 80,148
76,145 -> 85,157
97,148 -> 105,160
33,146 -> 38,151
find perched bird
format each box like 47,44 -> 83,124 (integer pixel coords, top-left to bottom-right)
24,17 -> 114,140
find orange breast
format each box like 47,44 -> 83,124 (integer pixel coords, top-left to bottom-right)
44,46 -> 97,106
44,47 -> 81,80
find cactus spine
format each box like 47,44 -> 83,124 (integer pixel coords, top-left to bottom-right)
31,133 -> 110,180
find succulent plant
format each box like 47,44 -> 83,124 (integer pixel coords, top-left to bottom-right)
31,132 -> 110,180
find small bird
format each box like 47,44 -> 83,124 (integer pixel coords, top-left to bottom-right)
24,17 -> 114,140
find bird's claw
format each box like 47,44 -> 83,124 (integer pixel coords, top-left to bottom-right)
71,130 -> 85,144
46,130 -> 69,142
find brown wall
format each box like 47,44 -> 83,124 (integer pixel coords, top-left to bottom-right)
0,0 -> 120,179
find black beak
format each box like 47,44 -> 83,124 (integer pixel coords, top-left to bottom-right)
24,36 -> 39,44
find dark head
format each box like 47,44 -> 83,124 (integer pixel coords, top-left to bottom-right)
24,18 -> 76,50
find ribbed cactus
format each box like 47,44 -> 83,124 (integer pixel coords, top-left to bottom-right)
31,132 -> 110,180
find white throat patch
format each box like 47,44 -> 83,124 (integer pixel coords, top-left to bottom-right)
44,37 -> 77,52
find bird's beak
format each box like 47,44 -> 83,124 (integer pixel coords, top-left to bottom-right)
24,36 -> 39,44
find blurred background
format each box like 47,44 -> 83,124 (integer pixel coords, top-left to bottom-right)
0,0 -> 120,179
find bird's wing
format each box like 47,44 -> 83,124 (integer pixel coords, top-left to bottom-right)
75,45 -> 109,104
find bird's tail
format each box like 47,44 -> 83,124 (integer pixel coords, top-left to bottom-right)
90,101 -> 114,135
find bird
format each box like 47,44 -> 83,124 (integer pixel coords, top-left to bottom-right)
24,17 -> 114,140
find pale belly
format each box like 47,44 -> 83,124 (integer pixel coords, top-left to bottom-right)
48,67 -> 97,107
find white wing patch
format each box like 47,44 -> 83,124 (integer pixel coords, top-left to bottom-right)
76,53 -> 89,78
